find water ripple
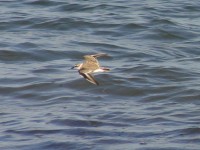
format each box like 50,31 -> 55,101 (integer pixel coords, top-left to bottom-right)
1,1 -> 200,150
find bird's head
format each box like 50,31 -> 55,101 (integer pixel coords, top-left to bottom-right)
71,63 -> 82,70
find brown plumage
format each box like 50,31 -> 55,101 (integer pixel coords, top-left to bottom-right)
72,53 -> 110,85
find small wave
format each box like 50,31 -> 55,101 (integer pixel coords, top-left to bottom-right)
76,41 -> 127,50
56,3 -> 129,12
150,18 -> 178,26
50,118 -> 129,128
56,3 -> 88,12
0,49 -> 41,62
0,19 -> 33,31
30,17 -> 119,30
24,0 -> 64,7
119,23 -> 146,30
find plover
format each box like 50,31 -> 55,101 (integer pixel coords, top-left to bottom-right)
72,53 -> 110,85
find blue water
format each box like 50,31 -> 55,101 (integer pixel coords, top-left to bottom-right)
0,0 -> 200,150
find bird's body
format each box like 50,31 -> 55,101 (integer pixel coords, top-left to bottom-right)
72,53 -> 110,85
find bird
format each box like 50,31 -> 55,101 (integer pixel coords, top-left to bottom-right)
71,53 -> 110,85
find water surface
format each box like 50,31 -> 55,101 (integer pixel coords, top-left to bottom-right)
0,0 -> 200,150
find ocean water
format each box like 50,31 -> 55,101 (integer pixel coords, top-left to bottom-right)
0,0 -> 200,150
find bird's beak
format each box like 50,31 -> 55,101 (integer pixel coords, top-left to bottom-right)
71,66 -> 75,69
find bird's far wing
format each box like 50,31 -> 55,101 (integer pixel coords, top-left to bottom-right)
83,55 -> 97,63
92,53 -> 108,58
83,55 -> 99,68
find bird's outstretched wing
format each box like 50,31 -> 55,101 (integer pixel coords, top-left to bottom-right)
83,53 -> 108,69
80,72 -> 99,85
91,53 -> 108,58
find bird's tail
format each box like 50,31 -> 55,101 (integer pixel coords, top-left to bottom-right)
102,67 -> 110,71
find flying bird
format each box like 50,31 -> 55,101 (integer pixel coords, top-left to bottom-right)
72,53 -> 110,85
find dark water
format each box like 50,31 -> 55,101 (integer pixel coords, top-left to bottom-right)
1,0 -> 200,150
